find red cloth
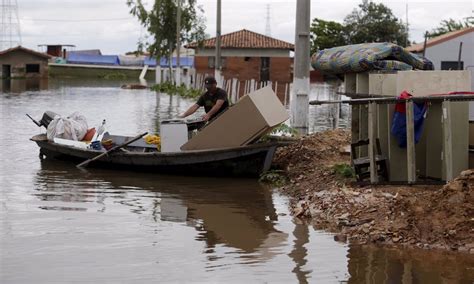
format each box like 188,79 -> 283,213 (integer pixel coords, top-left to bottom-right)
394,91 -> 412,113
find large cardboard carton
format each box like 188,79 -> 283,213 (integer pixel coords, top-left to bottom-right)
181,86 -> 289,150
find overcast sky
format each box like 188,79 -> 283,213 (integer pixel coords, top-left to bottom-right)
15,0 -> 474,55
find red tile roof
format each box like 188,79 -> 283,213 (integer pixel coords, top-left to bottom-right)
0,45 -> 51,59
186,29 -> 294,50
406,27 -> 474,53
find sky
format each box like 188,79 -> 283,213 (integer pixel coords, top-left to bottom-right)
13,0 -> 474,55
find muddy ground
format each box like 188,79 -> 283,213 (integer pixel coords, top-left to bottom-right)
273,129 -> 474,253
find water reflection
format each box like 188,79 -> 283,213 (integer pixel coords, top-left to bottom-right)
347,245 -> 474,283
35,159 -> 288,261
0,78 -> 48,93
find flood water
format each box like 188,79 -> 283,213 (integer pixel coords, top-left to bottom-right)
1,78 -> 473,283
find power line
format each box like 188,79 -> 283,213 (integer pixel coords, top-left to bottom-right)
21,17 -> 131,22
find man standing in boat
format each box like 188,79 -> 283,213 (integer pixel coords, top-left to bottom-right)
178,76 -> 229,122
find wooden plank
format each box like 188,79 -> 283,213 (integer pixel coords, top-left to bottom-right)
368,102 -> 378,183
449,102 -> 469,178
406,100 -> 416,183
442,101 -> 453,181
356,73 -> 369,156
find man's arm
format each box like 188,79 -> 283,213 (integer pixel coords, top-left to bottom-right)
178,104 -> 200,118
202,99 -> 225,121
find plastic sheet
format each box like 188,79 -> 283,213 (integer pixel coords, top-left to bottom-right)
46,112 -> 88,141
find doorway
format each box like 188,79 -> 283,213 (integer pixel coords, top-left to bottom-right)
260,57 -> 270,82
2,65 -> 11,79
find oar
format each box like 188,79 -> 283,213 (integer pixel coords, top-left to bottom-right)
77,132 -> 148,169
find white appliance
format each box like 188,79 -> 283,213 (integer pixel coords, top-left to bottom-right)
160,120 -> 188,152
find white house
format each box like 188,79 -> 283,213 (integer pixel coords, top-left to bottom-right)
407,27 -> 474,118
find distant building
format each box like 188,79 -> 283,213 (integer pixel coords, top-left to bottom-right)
186,29 -> 294,97
38,44 -> 76,58
406,27 -> 474,91
0,46 -> 50,79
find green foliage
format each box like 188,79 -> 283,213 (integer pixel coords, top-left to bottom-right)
270,124 -> 299,137
428,18 -> 474,38
344,0 -> 408,47
333,163 -> 355,179
310,18 -> 347,53
259,170 -> 288,186
258,124 -> 299,143
151,81 -> 201,98
310,0 -> 409,53
126,0 -> 207,60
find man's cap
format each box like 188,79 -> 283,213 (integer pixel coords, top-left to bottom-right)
204,76 -> 217,85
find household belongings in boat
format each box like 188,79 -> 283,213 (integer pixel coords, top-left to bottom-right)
311,42 -> 434,74
181,85 -> 290,150
27,86 -> 289,176
27,111 -> 159,151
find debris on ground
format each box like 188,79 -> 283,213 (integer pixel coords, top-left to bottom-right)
273,129 -> 474,253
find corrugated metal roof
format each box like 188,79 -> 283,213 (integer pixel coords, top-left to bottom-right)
0,46 -> 51,59
144,57 -> 194,67
186,29 -> 294,50
406,27 -> 474,53
66,53 -> 120,65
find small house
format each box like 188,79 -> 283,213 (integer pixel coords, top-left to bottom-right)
186,29 -> 294,98
406,27 -> 474,91
0,46 -> 50,79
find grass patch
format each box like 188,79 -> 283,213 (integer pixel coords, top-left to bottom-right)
151,82 -> 202,99
259,169 -> 288,186
333,163 -> 355,178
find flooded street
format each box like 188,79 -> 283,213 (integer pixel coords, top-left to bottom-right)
1,79 -> 473,283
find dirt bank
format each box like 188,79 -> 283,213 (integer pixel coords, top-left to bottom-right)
273,129 -> 474,253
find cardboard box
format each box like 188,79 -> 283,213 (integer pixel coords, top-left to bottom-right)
181,86 -> 289,150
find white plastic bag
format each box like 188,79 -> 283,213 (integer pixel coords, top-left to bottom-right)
46,112 -> 88,141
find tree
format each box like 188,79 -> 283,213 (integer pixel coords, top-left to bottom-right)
310,18 -> 347,53
127,0 -> 206,62
429,18 -> 474,37
344,0 -> 408,47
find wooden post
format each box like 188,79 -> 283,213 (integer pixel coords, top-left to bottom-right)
406,100 -> 416,184
231,78 -> 238,103
442,101 -> 453,181
368,102 -> 378,183
236,81 -> 240,100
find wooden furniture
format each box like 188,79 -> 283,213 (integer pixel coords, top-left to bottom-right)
351,139 -> 388,182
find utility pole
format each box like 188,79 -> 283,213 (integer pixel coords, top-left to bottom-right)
215,0 -> 222,86
175,0 -> 182,86
291,0 -> 311,131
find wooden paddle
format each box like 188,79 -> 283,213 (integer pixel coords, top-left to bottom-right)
76,132 -> 148,169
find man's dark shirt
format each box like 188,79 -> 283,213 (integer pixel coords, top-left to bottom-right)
196,88 -> 229,120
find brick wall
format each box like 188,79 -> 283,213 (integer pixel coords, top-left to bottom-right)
194,55 -> 293,101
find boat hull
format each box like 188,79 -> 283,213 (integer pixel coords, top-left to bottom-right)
31,134 -> 280,177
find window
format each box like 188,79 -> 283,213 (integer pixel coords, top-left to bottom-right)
207,57 -> 226,69
441,61 -> 463,70
208,57 -> 215,68
244,57 -> 251,61
26,64 -> 40,73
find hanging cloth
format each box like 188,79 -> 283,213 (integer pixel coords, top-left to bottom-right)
390,91 -> 428,148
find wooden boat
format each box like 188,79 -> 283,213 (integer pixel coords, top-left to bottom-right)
30,133 -> 286,177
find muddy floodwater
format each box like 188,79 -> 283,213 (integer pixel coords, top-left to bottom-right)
1,78 -> 473,283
